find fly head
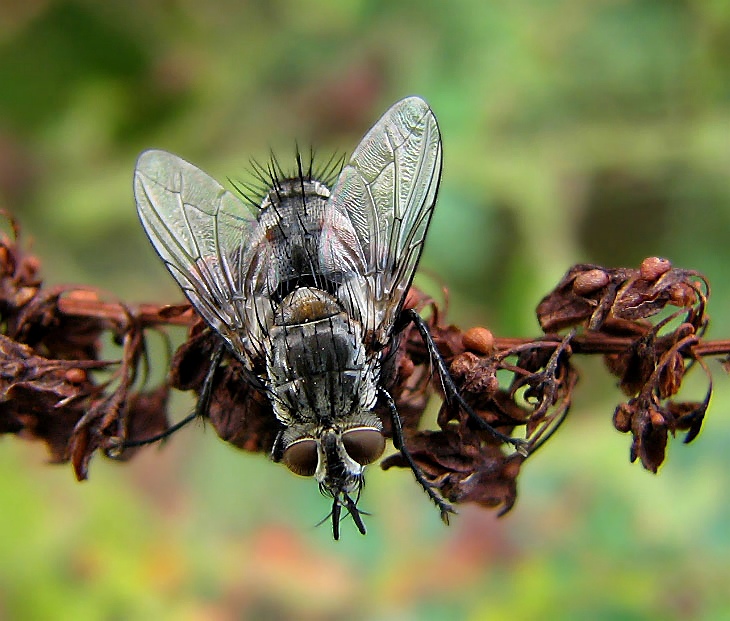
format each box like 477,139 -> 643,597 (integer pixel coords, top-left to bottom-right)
275,420 -> 386,538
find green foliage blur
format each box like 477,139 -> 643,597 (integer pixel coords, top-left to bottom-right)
1,1 -> 730,619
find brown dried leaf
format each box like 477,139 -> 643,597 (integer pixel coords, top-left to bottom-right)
207,362 -> 279,454
381,428 -> 524,514
669,399 -> 708,445
658,351 -> 685,399
169,324 -> 219,392
611,332 -> 659,396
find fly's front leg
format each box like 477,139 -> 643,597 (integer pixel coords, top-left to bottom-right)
380,388 -> 455,523
123,341 -> 226,448
399,308 -> 529,455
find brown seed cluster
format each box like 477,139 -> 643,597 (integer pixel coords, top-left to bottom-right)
537,259 -> 710,472
0,216 -> 169,479
0,215 -> 724,519
379,292 -> 577,515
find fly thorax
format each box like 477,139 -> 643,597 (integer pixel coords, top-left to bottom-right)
265,288 -> 378,425
257,179 -> 331,287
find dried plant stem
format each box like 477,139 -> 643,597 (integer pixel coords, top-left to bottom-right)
56,296 -> 730,358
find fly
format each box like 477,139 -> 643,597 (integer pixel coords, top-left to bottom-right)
132,96 -> 525,539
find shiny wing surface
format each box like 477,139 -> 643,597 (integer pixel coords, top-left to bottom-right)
322,96 -> 442,341
134,149 -> 261,360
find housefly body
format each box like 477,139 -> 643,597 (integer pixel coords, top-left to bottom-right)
133,96 -> 523,538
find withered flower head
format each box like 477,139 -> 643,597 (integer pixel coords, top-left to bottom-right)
0,216 -> 723,528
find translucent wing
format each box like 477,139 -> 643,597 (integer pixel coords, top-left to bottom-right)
134,150 -> 263,362
322,96 -> 442,342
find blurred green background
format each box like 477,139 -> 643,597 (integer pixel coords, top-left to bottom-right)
2,1 -> 730,619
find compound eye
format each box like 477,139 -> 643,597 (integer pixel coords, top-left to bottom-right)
342,427 -> 386,466
282,439 -> 318,477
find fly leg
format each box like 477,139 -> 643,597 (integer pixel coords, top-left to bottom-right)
329,493 -> 368,540
381,388 -> 455,523
122,342 -> 226,448
399,308 -> 529,455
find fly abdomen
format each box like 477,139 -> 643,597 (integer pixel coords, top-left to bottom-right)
267,313 -> 365,394
265,289 -> 377,425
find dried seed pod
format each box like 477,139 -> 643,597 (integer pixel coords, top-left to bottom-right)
462,327 -> 494,354
613,403 -> 632,433
631,405 -> 669,473
64,368 -> 87,384
640,257 -> 672,281
573,269 -> 610,295
649,408 -> 666,428
449,351 -> 500,404
15,286 -> 37,307
668,283 -> 697,307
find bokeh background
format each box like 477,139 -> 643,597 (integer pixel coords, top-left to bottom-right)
2,1 -> 730,619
